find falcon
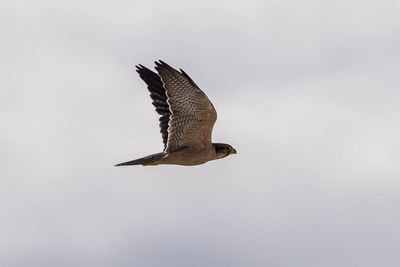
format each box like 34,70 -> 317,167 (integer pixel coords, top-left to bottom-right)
116,60 -> 236,166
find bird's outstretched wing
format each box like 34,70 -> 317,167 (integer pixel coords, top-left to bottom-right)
136,64 -> 171,149
154,60 -> 217,152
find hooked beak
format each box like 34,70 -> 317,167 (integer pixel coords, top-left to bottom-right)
231,148 -> 237,154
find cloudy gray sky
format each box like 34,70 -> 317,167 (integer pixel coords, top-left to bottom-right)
1,0 -> 400,266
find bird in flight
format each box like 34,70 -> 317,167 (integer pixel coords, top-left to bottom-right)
116,60 -> 236,166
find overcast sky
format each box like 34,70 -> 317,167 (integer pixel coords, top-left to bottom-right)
1,0 -> 400,266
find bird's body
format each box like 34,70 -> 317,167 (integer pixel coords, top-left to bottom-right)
116,60 -> 236,167
156,144 -> 216,166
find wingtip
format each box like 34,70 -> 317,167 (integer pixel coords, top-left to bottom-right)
136,64 -> 155,75
154,60 -> 175,73
136,64 -> 147,70
155,60 -> 170,67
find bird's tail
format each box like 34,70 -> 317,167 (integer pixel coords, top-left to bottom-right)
115,152 -> 166,166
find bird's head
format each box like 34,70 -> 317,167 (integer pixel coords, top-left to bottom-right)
213,143 -> 237,159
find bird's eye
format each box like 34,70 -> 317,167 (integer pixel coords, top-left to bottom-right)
227,146 -> 231,151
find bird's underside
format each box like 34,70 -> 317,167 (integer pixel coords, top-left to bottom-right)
115,60 -> 236,167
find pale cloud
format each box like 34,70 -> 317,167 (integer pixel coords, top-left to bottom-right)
1,0 -> 400,266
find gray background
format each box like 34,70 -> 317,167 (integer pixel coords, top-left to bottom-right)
1,0 -> 400,266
